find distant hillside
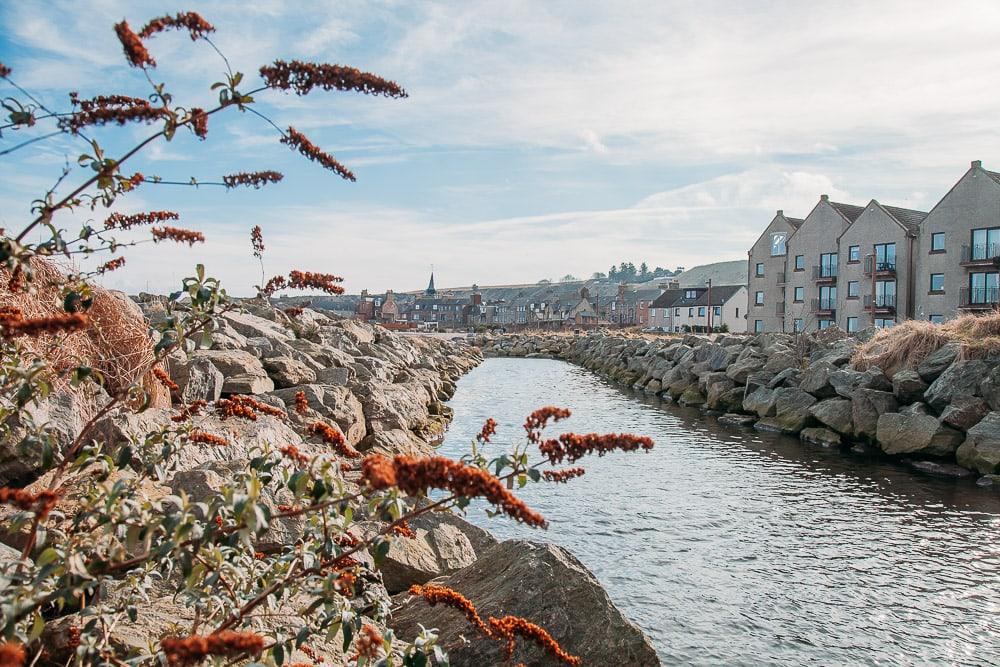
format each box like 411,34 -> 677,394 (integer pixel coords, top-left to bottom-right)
672,260 -> 747,287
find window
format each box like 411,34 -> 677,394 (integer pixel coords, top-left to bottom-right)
713,306 -> 721,317
736,307 -> 740,317
848,245 -> 860,262
874,243 -> 896,272
794,255 -> 805,271
697,307 -> 706,317
929,274 -> 944,292
819,252 -> 837,278
971,227 -> 1000,261
674,308 -> 680,316
793,287 -> 804,302
818,320 -> 834,330
875,318 -> 895,329
929,314 -> 943,324
432,304 -> 438,311
969,272 -> 1000,304
415,304 -> 421,310
688,308 -> 694,317
818,285 -> 837,310
755,262 -> 765,277
685,290 -> 697,299
874,280 -> 896,308
770,232 -> 787,256
931,232 -> 945,252
848,281 -> 859,298
755,291 -> 764,305
650,308 -> 657,317
793,318 -> 804,332
754,320 -> 764,333
846,317 -> 858,333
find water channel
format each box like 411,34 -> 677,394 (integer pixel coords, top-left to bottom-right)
436,357 -> 1000,665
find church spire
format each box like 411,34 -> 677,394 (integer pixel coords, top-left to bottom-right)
425,271 -> 436,296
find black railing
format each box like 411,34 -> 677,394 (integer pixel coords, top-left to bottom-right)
811,297 -> 836,314
812,265 -> 838,280
864,256 -> 896,275
960,287 -> 1000,307
863,294 -> 897,311
961,244 -> 1000,264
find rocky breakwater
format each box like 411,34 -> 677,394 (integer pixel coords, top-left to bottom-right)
479,329 -> 1000,486
2,301 -> 659,665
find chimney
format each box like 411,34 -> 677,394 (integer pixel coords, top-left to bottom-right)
361,289 -> 369,298
820,194 -> 829,201
777,209 -> 783,216
972,159 -> 982,169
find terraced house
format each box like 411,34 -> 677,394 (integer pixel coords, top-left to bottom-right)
746,160 -> 1000,333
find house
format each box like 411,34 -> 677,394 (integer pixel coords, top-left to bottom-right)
648,282 -> 684,330
915,160 -> 1000,322
746,210 -> 803,333
837,201 -> 927,333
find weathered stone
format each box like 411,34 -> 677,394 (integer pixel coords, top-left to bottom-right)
924,359 -> 989,412
718,413 -> 756,427
851,388 -> 898,440
799,362 -> 837,398
909,460 -> 973,478
644,379 -> 663,394
222,373 -> 275,395
916,343 -> 960,382
726,353 -> 764,384
891,369 -> 928,404
170,356 -> 223,403
940,395 -> 990,432
768,367 -> 800,389
742,385 -> 776,418
829,368 -> 864,398
391,540 -> 660,666
800,427 -> 841,447
957,412 -> 1000,474
765,387 -> 816,434
262,356 -> 317,389
809,398 -> 853,435
677,387 -> 706,406
706,344 -> 739,371
876,413 -> 964,457
271,384 -> 367,444
763,351 -> 798,375
315,365 -> 353,386
978,364 -> 1000,410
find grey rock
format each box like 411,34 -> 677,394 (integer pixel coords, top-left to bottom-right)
718,413 -> 756,427
763,387 -> 816,434
924,359 -> 989,412
768,367 -> 801,389
957,412 -> 1000,474
391,540 -> 660,666
875,413 -> 964,457
891,369 -> 928,404
909,460 -> 973,478
916,343 -> 960,383
799,362 -> 837,398
170,356 -> 223,403
222,373 -> 275,395
940,395 -> 990,432
262,356 -> 317,389
809,398 -> 853,434
851,388 -> 898,441
743,385 -> 777,418
315,366 -> 353,386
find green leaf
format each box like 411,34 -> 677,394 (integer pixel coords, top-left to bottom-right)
373,539 -> 391,565
527,468 -> 541,482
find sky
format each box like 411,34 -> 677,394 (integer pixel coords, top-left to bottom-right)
3,1 -> 1000,295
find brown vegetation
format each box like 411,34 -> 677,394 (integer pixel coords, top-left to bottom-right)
852,311 -> 1000,373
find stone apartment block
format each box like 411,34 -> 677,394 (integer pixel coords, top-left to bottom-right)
916,161 -> 1000,322
746,211 -> 803,333
746,160 -> 1000,333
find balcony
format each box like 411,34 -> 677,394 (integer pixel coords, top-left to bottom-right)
812,265 -> 838,282
775,271 -> 786,285
864,256 -> 897,276
775,301 -> 785,316
960,244 -> 1000,267
811,297 -> 836,317
863,293 -> 897,313
959,287 -> 1000,309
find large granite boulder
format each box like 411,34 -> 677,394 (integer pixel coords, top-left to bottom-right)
916,343 -> 960,383
851,389 -> 898,441
809,398 -> 853,435
798,362 -> 838,398
169,355 -> 224,403
743,385 -> 777,418
755,387 -> 815,434
891,369 -> 928,405
940,395 -> 990,432
271,384 -> 367,444
193,349 -> 274,395
924,359 -> 990,413
875,413 -> 964,457
262,355 -> 317,388
391,540 -> 659,666
957,412 -> 1000,474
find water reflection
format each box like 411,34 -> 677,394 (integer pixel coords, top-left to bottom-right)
437,358 -> 1000,665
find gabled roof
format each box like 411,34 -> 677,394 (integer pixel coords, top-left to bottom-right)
650,288 -> 684,309
880,203 -> 928,234
985,169 -> 1000,187
693,284 -> 743,306
786,216 -> 805,228
829,201 -> 865,223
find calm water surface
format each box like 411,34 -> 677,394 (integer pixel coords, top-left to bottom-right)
437,358 -> 1000,666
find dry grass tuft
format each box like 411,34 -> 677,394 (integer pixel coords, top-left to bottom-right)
852,310 -> 1000,373
0,257 -> 166,407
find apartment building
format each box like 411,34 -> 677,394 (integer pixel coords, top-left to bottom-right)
747,210 -> 803,333
916,160 -> 1000,322
836,200 -> 927,332
746,160 -> 1000,333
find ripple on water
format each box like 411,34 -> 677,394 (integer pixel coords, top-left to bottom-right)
437,358 -> 1000,665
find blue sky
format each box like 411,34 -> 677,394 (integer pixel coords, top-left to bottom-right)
4,1 -> 1000,295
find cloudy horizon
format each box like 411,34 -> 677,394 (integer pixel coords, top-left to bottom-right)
3,1 -> 1000,295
